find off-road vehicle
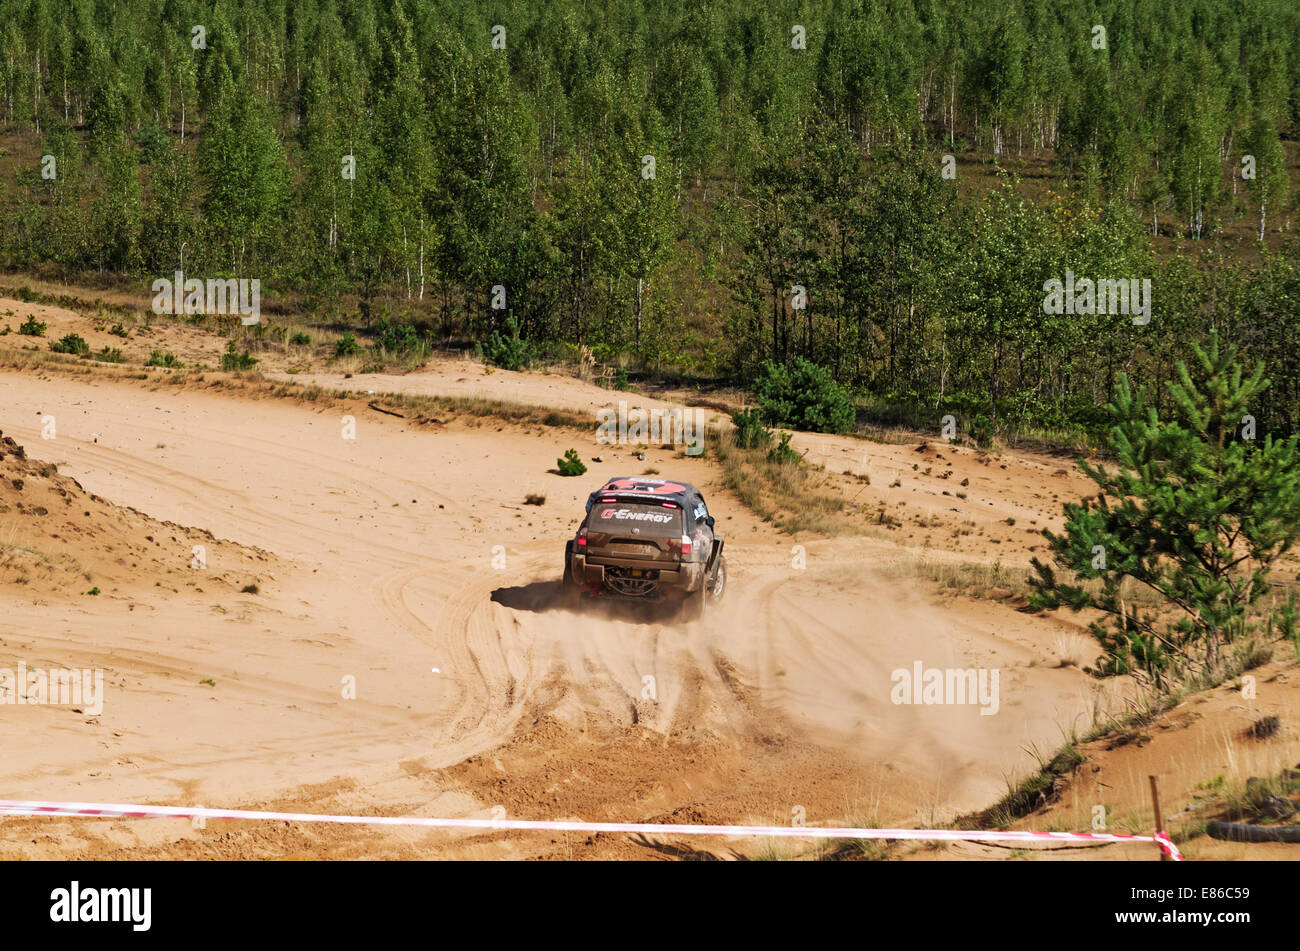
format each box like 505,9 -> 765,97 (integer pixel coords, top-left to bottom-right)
562,477 -> 726,617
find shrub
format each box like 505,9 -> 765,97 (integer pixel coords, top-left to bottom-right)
1029,332 -> 1300,688
484,316 -> 537,371
557,448 -> 587,477
374,318 -> 425,356
146,350 -> 182,367
109,323 -> 129,338
969,414 -> 995,449
290,331 -> 311,346
614,366 -> 630,390
766,431 -> 801,464
220,341 -> 258,370
93,346 -> 124,363
50,333 -> 90,356
753,358 -> 854,434
18,315 -> 45,336
731,408 -> 773,449
334,332 -> 360,358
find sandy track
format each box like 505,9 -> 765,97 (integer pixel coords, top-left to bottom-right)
0,368 -> 1125,859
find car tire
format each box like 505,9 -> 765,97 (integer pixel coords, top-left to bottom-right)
709,556 -> 726,604
683,553 -> 725,621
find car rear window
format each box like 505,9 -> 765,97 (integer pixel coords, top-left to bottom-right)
588,500 -> 683,536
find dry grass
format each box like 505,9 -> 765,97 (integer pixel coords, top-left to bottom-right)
905,554 -> 1177,612
1051,632 -> 1099,668
904,557 -> 1035,601
713,429 -> 851,535
0,279 -> 141,319
1218,767 -> 1300,823
0,520 -> 68,586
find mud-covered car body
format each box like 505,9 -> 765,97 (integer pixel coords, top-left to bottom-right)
563,477 -> 725,611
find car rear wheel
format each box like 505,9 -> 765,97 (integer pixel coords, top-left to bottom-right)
682,557 -> 724,621
708,556 -> 726,603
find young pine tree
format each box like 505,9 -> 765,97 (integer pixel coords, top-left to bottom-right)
1029,332 -> 1300,688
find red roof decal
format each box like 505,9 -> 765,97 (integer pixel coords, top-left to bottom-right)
601,478 -> 686,495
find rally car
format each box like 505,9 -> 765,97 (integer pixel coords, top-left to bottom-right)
561,477 -> 726,617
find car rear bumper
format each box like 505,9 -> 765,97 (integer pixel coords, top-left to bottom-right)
570,552 -> 705,598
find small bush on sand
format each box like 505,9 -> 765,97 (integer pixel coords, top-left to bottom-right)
557,448 -> 587,477
754,357 -> 854,434
731,408 -> 773,449
221,341 -> 258,370
50,334 -> 90,356
146,350 -> 183,368
335,332 -> 361,358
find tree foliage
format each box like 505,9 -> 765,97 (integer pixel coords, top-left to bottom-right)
1029,333 -> 1300,687
0,1 -> 1298,435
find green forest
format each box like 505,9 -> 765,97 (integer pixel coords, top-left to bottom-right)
2,0 -> 1300,437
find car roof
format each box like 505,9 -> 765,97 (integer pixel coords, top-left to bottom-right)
589,477 -> 702,502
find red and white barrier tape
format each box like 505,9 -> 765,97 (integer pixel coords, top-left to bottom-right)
0,799 -> 1183,859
